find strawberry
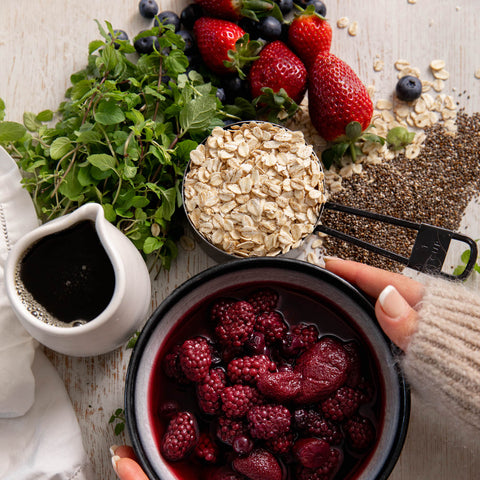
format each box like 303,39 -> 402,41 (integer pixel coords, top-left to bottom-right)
308,53 -> 374,142
194,0 -> 280,22
257,369 -> 302,402
294,337 -> 349,403
248,40 -> 307,106
288,5 -> 332,69
193,17 -> 262,77
293,437 -> 331,470
161,411 -> 199,462
232,448 -> 283,480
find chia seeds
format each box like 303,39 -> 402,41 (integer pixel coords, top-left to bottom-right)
320,111 -> 480,272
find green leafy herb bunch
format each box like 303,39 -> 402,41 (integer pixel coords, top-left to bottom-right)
0,21 -> 230,269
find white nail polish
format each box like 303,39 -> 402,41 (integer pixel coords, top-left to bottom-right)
111,455 -> 121,474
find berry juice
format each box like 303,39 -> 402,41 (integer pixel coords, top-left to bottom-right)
148,281 -> 384,480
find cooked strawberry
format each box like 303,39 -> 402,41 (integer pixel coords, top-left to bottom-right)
194,0 -> 278,21
293,437 -> 331,469
227,354 -> 276,385
257,369 -> 302,402
193,17 -> 261,77
308,53 -> 374,142
161,411 -> 199,462
210,466 -> 245,480
179,336 -> 212,382
248,40 -> 307,104
294,337 -> 349,403
247,404 -> 291,440
288,5 -> 332,69
232,448 -> 283,480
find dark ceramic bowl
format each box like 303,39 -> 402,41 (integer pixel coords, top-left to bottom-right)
125,258 -> 410,480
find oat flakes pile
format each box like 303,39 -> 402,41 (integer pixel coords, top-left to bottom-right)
184,122 -> 326,258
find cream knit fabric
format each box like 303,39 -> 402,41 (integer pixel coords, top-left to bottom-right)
403,276 -> 480,433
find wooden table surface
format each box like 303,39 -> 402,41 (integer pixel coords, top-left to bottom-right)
2,1 -> 480,479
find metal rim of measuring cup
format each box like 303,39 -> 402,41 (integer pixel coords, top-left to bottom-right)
182,121 -> 478,280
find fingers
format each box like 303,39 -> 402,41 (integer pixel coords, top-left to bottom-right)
323,258 -> 422,350
376,285 -> 419,350
324,257 -> 424,306
111,446 -> 149,480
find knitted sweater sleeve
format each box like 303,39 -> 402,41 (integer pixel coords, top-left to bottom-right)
402,276 -> 480,432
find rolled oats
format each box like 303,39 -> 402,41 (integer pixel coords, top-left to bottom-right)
184,122 -> 326,257
337,17 -> 349,28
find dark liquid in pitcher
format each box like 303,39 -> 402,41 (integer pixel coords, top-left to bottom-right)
19,220 -> 115,324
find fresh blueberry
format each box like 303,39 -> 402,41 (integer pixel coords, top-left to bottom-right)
180,3 -> 204,30
134,34 -> 159,54
396,75 -> 423,102
215,87 -> 227,104
138,0 -> 158,19
276,0 -> 294,15
154,11 -> 181,32
257,16 -> 283,41
238,17 -> 260,40
110,29 -> 129,49
305,0 -> 327,16
177,30 -> 195,53
222,76 -> 250,102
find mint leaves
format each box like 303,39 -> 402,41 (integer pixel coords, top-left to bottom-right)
0,22 -> 228,269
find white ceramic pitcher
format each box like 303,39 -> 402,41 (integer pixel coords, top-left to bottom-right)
5,202 -> 151,356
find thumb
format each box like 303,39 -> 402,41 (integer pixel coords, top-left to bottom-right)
112,456 -> 149,480
375,285 -> 419,351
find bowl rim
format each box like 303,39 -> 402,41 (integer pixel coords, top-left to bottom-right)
125,257 -> 410,480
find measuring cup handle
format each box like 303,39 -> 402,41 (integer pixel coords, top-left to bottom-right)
316,202 -> 478,281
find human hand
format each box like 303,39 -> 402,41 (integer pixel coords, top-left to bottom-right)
111,445 -> 148,480
324,258 -> 424,350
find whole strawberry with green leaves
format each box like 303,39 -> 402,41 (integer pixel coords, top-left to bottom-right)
308,53 -> 374,143
288,4 -> 332,69
248,40 -> 307,108
193,17 -> 262,77
194,0 -> 282,22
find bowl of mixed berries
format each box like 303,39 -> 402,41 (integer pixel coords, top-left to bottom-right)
125,257 -> 410,480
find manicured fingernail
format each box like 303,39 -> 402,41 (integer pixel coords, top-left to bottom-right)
378,285 -> 410,319
109,445 -> 119,456
111,455 -> 121,474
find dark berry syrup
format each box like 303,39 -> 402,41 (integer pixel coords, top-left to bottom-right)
148,281 -> 385,480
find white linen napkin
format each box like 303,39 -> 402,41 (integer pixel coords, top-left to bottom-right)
0,147 -> 94,479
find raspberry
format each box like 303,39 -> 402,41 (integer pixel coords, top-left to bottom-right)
210,298 -> 235,323
216,417 -> 247,445
197,367 -> 226,415
215,301 -> 256,357
344,415 -> 376,451
320,386 -> 360,422
163,344 -> 189,384
194,432 -> 219,464
265,431 -> 295,455
293,409 -> 343,445
232,448 -> 283,480
160,411 -> 199,462
247,404 -> 291,440
254,311 -> 288,345
281,323 -> 319,358
247,287 -> 279,315
221,384 -> 263,418
179,336 -> 212,382
295,446 -> 342,480
344,341 -> 362,387
227,354 -> 276,385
